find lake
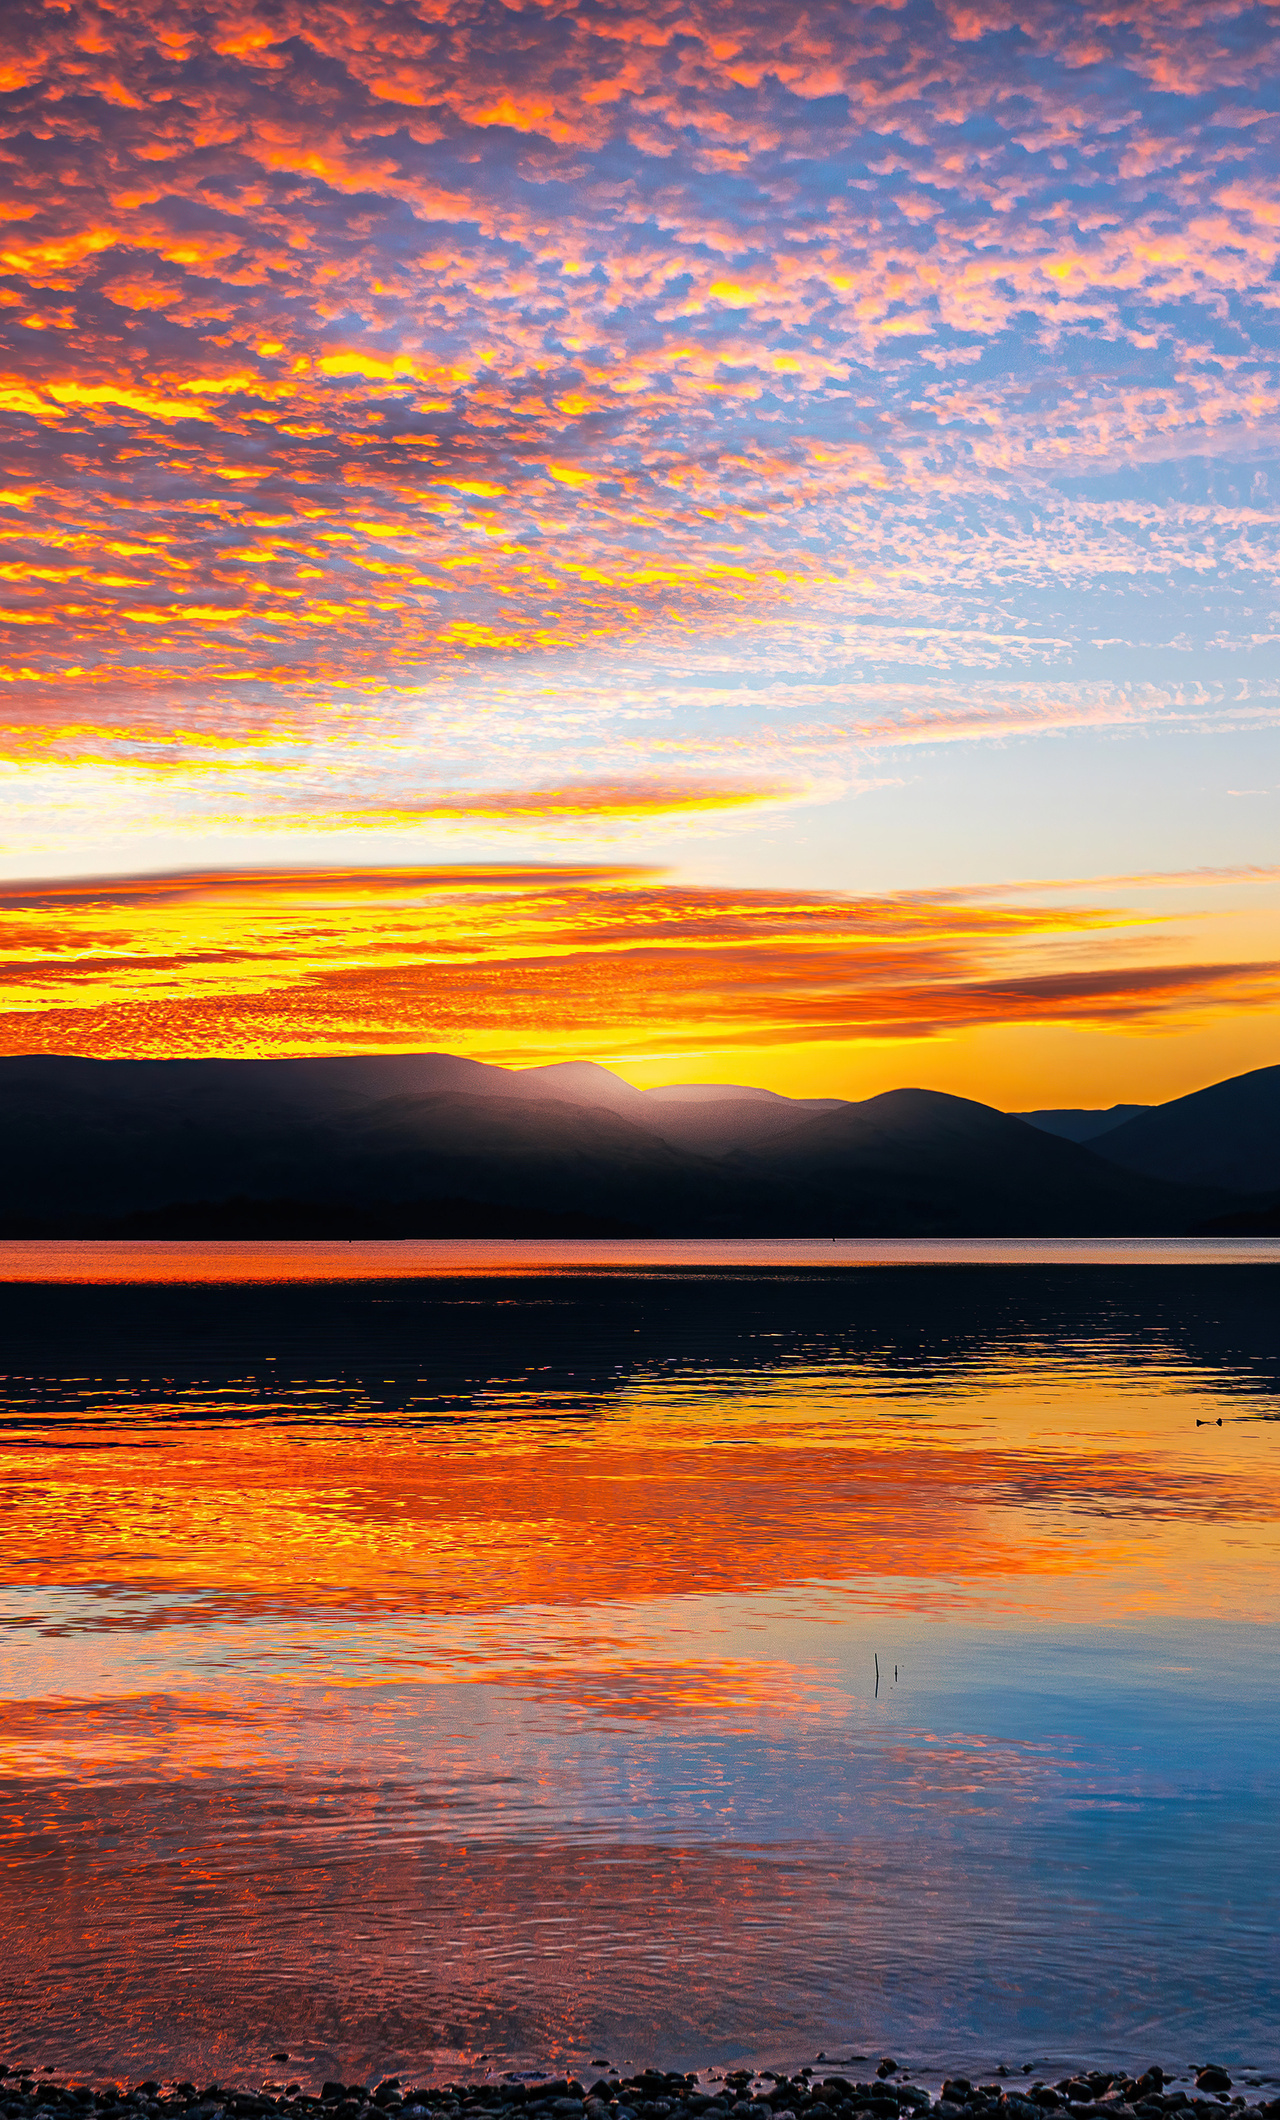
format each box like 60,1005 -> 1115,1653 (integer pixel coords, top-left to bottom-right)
1,1242 -> 1278,2088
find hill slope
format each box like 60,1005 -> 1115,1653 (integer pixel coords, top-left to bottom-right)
0,1062 -> 733,1230
0,1054 -> 1246,1236
1016,1103 -> 1149,1143
1086,1062 -> 1280,1192
733,1087 -> 1219,1236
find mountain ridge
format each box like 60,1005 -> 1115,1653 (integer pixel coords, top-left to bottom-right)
1015,1102 -> 1149,1143
1076,1062 -> 1280,1194
2,1050 -> 1269,1237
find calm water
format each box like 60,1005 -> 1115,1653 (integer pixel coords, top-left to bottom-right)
2,1243 -> 1279,2085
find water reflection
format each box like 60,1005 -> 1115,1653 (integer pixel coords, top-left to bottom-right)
0,1258 -> 1277,2081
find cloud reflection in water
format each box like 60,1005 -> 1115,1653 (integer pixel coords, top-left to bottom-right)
0,1260 -> 1277,2076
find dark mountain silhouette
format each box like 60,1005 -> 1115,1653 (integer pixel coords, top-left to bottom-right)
724,1086 -> 1219,1236
1082,1061 -> 1280,1193
0,1051 -> 846,1171
1196,1195 -> 1280,1236
502,1060 -> 850,1153
1016,1102 -> 1149,1143
0,1067 -> 729,1231
0,1051 -> 1245,1237
630,1083 -> 847,1157
84,1193 -> 645,1240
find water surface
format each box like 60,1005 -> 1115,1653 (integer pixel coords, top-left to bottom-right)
1,1235 -> 1278,1279
2,1246 -> 1278,2084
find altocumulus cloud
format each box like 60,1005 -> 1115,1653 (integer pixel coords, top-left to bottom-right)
0,0 -> 1279,853
2,863 -> 1277,1061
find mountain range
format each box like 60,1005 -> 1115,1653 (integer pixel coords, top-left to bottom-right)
1,1051 -> 1277,1238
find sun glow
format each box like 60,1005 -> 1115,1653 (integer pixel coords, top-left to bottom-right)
1,862 -> 1276,1105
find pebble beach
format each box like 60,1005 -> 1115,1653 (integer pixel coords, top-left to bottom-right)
3,2062 -> 1278,2120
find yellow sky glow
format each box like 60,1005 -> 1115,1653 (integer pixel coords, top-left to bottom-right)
2,860 -> 1276,1105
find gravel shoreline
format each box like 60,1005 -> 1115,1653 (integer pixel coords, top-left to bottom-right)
2,2061 -> 1279,2120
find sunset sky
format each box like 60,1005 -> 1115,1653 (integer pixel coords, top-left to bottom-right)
2,0 -> 1278,1101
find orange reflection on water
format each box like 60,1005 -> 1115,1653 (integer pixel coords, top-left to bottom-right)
3,1236 -> 1280,1279
2,1262 -> 1280,2081
4,1335 -> 1279,1783
0,1375 -> 1237,1622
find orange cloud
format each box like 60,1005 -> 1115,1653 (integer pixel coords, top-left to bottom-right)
303,775 -> 795,825
0,0 -> 1276,813
1,861 -> 1276,1064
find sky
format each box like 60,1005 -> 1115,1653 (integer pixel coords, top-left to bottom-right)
1,0 -> 1278,1102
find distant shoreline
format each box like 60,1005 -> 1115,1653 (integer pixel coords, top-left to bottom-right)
1,1232 -> 1280,1285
